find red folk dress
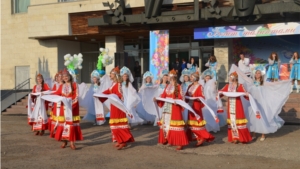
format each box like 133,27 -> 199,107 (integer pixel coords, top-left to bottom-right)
185,84 -> 215,142
100,82 -> 134,144
29,83 -> 50,131
219,84 -> 252,143
52,82 -> 83,142
157,84 -> 189,146
49,83 -> 61,137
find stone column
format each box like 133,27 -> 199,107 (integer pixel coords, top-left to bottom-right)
214,39 -> 230,83
105,36 -> 124,73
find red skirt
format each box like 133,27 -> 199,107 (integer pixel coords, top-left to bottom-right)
110,123 -> 135,144
49,121 -> 56,138
227,125 -> 252,143
31,121 -> 48,131
158,127 -> 189,146
54,123 -> 83,142
186,126 -> 215,142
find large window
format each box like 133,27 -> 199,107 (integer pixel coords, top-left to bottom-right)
12,0 -> 30,13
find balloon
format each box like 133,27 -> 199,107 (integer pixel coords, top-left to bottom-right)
100,48 -> 104,52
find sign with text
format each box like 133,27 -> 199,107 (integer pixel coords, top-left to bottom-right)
194,22 -> 300,39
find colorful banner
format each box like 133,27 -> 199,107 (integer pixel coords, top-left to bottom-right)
149,30 -> 169,84
194,22 -> 300,39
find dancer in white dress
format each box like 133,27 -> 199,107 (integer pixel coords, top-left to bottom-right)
120,66 -> 144,126
154,69 -> 169,126
200,69 -> 224,132
82,70 -> 111,125
136,71 -> 158,124
230,64 -> 290,141
180,68 -> 191,122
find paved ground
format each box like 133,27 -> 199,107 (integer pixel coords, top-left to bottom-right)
1,115 -> 300,169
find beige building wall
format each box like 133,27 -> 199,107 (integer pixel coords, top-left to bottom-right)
1,0 -> 202,90
1,0 -> 59,89
214,39 -> 230,83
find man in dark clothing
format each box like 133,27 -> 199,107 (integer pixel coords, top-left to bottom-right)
134,61 -> 141,89
181,58 -> 187,70
172,58 -> 182,83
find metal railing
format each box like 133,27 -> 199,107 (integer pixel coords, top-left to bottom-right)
1,78 -> 31,105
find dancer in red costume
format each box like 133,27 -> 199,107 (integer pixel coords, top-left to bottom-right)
29,74 -> 50,136
219,72 -> 252,144
49,70 -> 63,138
185,71 -> 215,146
99,66 -> 134,150
51,69 -> 83,150
154,69 -> 189,150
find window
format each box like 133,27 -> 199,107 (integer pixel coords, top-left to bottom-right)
12,0 -> 30,14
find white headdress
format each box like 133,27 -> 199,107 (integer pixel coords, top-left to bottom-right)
120,66 -> 134,82
180,68 -> 191,82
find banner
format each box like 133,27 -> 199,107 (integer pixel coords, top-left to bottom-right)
149,30 -> 169,84
194,22 -> 300,39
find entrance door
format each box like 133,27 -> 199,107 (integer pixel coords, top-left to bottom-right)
15,66 -> 30,89
169,50 -> 189,70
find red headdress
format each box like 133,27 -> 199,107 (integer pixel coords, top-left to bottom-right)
111,66 -> 120,74
230,71 -> 238,78
36,73 -> 43,78
54,70 -> 63,79
62,68 -> 70,75
169,69 -> 177,77
229,71 -> 238,81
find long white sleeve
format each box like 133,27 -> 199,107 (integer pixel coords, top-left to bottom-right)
238,59 -> 250,74
205,61 -> 210,67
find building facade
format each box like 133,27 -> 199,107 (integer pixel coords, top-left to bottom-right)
1,0 -> 300,91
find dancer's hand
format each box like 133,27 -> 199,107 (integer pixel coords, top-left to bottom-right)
153,97 -> 156,102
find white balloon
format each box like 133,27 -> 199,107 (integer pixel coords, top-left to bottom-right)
105,48 -> 109,53
100,48 -> 104,52
69,57 -> 74,61
78,66 -> 82,69
64,54 -> 71,60
78,53 -> 83,58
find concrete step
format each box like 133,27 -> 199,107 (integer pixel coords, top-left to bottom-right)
11,105 -> 27,109
16,102 -> 26,106
3,106 -> 87,116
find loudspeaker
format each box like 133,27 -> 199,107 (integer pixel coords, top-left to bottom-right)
144,0 -> 163,18
152,0 -> 163,17
144,0 -> 155,18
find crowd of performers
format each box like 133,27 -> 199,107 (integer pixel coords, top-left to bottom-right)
27,51 -> 298,150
